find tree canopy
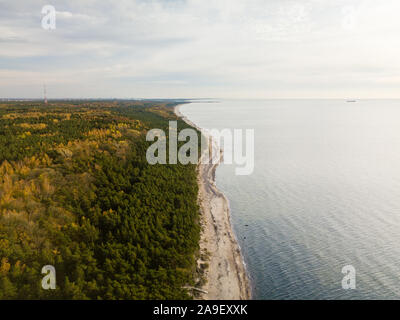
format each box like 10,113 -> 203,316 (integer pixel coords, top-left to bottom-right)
0,100 -> 200,299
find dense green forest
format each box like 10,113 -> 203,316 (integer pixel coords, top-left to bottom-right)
0,100 -> 200,299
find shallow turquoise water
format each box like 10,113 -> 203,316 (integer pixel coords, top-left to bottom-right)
181,99 -> 400,299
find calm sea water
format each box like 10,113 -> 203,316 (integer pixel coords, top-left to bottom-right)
180,99 -> 400,300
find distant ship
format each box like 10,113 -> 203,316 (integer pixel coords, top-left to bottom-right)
346,100 -> 357,102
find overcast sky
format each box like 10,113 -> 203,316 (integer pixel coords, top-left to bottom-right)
1,0 -> 400,99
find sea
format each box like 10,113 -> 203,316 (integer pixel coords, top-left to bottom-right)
180,99 -> 400,299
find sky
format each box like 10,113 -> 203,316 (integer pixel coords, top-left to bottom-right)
1,0 -> 400,99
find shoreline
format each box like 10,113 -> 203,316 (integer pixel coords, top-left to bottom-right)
175,104 -> 252,300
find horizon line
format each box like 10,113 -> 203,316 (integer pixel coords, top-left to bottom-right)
2,97 -> 400,101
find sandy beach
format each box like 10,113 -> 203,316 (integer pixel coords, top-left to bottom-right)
175,105 -> 252,300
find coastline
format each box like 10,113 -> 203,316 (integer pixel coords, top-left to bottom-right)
175,104 -> 252,300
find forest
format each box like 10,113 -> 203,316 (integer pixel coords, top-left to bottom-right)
0,100 -> 201,299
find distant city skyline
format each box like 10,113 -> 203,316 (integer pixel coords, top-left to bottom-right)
1,0 -> 400,99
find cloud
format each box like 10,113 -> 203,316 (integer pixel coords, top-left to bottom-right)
1,0 -> 400,98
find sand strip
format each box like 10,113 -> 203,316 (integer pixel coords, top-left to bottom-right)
175,104 -> 251,300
